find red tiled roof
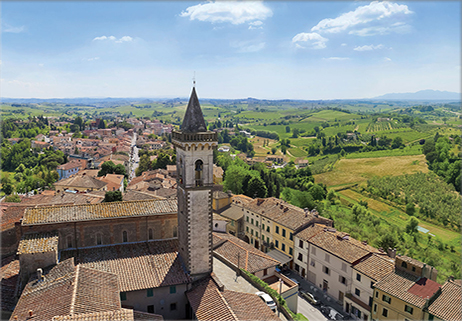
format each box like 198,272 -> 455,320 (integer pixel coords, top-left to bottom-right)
10,258 -> 121,321
407,277 -> 441,299
213,232 -> 280,273
353,253 -> 394,282
22,199 -> 177,225
17,231 -> 59,255
60,239 -> 191,292
427,279 -> 462,321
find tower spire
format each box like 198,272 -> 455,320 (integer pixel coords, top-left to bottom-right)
193,71 -> 196,88
181,86 -> 207,133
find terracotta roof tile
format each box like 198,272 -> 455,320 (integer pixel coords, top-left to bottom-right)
10,258 -> 121,321
17,231 -> 59,255
54,175 -> 107,190
223,290 -> 280,321
427,279 -> 462,321
304,226 -> 378,264
213,233 -> 280,273
374,270 -> 440,308
22,199 -> 177,225
60,240 -> 191,292
1,255 -> 20,311
353,254 -> 394,281
397,255 -> 425,269
244,197 -> 331,231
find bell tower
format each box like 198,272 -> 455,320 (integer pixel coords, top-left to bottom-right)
172,85 -> 217,280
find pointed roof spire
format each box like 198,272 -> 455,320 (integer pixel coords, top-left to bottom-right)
181,87 -> 207,133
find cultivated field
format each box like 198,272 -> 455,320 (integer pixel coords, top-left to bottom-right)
313,154 -> 428,187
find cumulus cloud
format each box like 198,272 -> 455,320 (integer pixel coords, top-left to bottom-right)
180,1 -> 273,25
93,35 -> 132,43
323,57 -> 350,61
311,1 -> 413,34
292,32 -> 328,49
2,22 -> 26,33
249,20 -> 264,30
354,44 -> 384,51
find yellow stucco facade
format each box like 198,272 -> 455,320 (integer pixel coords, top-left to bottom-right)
372,288 -> 424,321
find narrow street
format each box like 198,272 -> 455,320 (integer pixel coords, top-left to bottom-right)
129,132 -> 139,182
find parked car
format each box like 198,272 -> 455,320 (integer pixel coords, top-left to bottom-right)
327,307 -> 343,321
300,290 -> 320,305
255,291 -> 277,312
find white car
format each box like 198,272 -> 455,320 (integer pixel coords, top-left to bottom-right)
255,291 -> 277,312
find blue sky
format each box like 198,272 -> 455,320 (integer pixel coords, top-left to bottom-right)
1,1 -> 460,99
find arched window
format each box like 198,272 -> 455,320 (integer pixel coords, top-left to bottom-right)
96,233 -> 102,245
122,231 -> 128,243
148,228 -> 153,240
195,160 -> 203,186
401,261 -> 407,269
67,236 -> 73,248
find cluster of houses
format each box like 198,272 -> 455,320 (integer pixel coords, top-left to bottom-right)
1,89 -> 459,321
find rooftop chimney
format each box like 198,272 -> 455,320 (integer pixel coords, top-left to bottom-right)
387,248 -> 396,259
29,310 -> 33,317
37,268 -> 43,281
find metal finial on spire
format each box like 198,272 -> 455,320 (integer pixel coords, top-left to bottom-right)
193,71 -> 196,87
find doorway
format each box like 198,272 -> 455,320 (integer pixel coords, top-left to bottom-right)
323,280 -> 328,292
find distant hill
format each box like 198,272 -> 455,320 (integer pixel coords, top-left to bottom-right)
372,90 -> 461,100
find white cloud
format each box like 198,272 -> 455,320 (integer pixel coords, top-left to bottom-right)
341,43 -> 347,46
384,57 -> 392,61
231,40 -> 265,53
38,63 -> 44,67
292,32 -> 328,49
323,57 -> 350,61
249,20 -> 263,30
311,1 -> 413,34
2,22 -> 26,33
87,57 -> 100,61
354,44 -> 384,51
349,23 -> 411,36
180,1 -> 272,25
93,35 -> 132,43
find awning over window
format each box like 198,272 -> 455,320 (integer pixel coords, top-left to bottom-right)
266,249 -> 292,265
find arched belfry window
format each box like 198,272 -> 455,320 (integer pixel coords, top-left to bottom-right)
401,261 -> 407,269
195,160 -> 203,186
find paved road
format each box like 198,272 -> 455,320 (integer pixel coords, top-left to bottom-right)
297,295 -> 328,321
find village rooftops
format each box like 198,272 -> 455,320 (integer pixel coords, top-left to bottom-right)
51,309 -> 163,321
353,253 -> 395,282
244,197 -> 332,231
10,258 -> 122,321
60,239 -> 191,292
17,231 -> 59,255
186,274 -> 280,321
297,224 -> 379,264
22,199 -> 177,225
374,269 -> 441,308
213,232 -> 280,274
427,279 -> 462,321
54,175 -> 107,190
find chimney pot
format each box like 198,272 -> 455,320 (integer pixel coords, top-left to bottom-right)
29,310 -> 33,317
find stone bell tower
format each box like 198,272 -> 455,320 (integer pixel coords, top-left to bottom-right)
172,85 -> 217,280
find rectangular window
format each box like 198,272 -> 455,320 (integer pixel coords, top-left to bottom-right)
170,286 -> 176,294
295,264 -> 300,272
289,248 -> 293,255
251,238 -> 254,244
276,226 -> 279,234
256,221 -> 259,227
120,292 -> 127,301
382,295 -> 391,304
325,254 -> 330,263
355,288 -> 361,297
356,273 -> 361,282
310,260 -> 315,267
246,216 -> 249,222
246,226 -> 249,232
96,234 -> 102,245
251,218 -> 254,225
375,291 -> 378,298
323,266 -> 330,275
290,233 -> 293,241
282,243 -> 286,251
298,253 -> 303,261
147,305 -> 154,313
266,226 -> 270,232
231,221 -> 235,226
382,308 -> 388,317
170,303 -> 177,311
341,263 -> 347,272
340,276 -> 346,285
263,269 -> 268,276
312,247 -> 316,255
147,288 -> 153,297
371,281 -> 374,289
369,297 -> 373,307
267,236 -> 270,243
275,240 -> 279,248
262,224 -> 265,230
282,229 -> 286,237
299,240 -> 303,248
374,304 -> 377,313
256,231 -> 258,238
251,229 -> 254,235
404,305 -> 414,315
